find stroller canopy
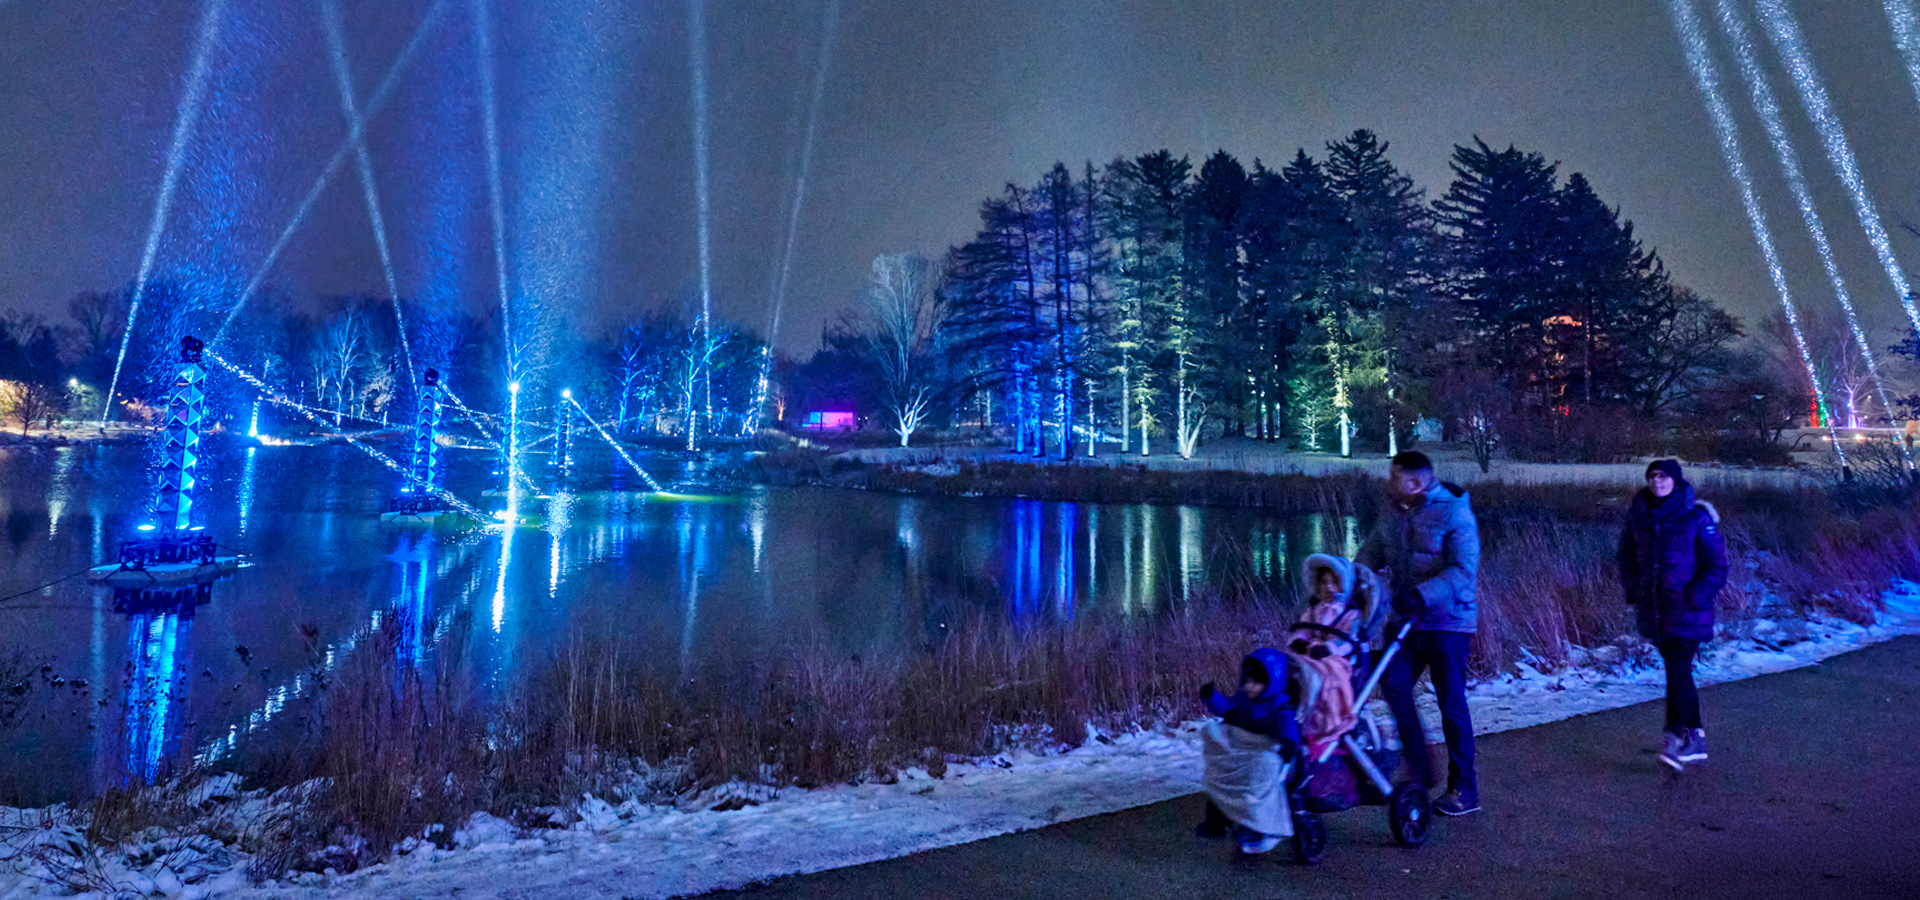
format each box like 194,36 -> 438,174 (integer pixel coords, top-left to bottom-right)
1301,553 -> 1386,648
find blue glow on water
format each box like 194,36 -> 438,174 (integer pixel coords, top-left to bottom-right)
1056,503 -> 1076,621
237,445 -> 257,541
103,0 -> 229,425
1666,0 -> 1843,460
123,607 -> 192,784
1714,0 -> 1908,454
1753,0 -> 1920,336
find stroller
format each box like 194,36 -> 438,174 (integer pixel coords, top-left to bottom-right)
1278,555 -> 1431,863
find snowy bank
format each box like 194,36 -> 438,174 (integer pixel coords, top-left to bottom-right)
6,580 -> 1915,900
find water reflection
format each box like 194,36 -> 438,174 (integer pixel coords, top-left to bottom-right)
114,583 -> 211,784
0,445 -> 1378,803
237,447 -> 258,542
389,533 -> 434,669
47,447 -> 74,537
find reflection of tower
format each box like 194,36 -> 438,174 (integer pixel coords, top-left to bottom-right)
546,492 -> 573,600
237,446 -> 259,542
1007,500 -> 1043,623
1179,506 -> 1203,604
1055,503 -> 1077,620
677,502 -> 712,670
390,533 -> 435,670
115,582 -> 212,784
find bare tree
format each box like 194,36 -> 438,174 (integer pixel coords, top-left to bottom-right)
0,381 -> 61,434
312,308 -> 366,424
861,253 -> 946,446
613,325 -> 647,435
1617,285 -> 1741,418
66,290 -> 126,384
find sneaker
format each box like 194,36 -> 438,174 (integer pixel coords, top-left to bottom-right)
1434,789 -> 1480,816
1658,731 -> 1687,771
1677,729 -> 1708,763
1238,833 -> 1283,854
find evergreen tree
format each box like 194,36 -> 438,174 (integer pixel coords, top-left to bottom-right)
1186,150 -> 1252,437
1434,137 -> 1565,398
1104,151 -> 1191,456
1555,172 -> 1663,405
1325,129 -> 1432,454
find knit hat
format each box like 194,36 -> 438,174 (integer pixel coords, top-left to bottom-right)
1645,459 -> 1684,482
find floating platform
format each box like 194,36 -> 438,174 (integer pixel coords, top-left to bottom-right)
480,489 -> 552,501
378,509 -> 467,525
87,556 -> 243,587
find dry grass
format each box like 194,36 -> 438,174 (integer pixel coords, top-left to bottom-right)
162,476 -> 1920,875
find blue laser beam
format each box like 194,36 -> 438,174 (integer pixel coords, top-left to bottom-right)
319,0 -> 415,390
101,0 -> 230,425
1753,0 -> 1920,335
1666,0 -> 1844,461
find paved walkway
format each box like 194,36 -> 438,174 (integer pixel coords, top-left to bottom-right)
705,637 -> 1920,900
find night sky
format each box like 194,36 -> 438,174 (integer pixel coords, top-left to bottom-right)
4,0 -> 1920,353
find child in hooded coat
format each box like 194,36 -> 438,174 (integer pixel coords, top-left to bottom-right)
1287,554 -> 1371,758
1194,649 -> 1299,853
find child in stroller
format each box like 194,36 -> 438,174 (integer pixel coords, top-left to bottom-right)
1289,555 -> 1371,759
1274,554 -> 1433,862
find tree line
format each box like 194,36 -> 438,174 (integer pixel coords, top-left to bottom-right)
806,130 -> 1919,466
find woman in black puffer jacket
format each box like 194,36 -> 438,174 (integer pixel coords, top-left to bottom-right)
1618,459 -> 1729,771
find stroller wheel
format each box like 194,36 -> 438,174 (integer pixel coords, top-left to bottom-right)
1290,812 -> 1328,865
1389,783 -> 1430,848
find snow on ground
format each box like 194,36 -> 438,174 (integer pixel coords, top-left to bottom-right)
838,438 -> 1818,491
6,581 -> 1917,900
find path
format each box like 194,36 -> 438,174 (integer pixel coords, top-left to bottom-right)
705,636 -> 1920,900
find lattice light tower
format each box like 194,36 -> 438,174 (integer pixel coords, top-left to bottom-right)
118,336 -> 216,568
392,368 -> 445,515
155,336 -> 206,531
551,388 -> 575,487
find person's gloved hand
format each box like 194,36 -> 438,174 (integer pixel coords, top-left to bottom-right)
1392,586 -> 1423,615
1199,681 -> 1217,705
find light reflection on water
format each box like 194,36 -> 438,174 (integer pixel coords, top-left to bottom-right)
0,443 -> 1364,804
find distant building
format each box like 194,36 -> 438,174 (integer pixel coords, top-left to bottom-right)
801,410 -> 856,430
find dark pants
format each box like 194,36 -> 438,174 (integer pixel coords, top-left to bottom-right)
1658,636 -> 1703,732
1382,629 -> 1476,797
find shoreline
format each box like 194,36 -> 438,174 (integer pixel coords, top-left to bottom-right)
6,583 -> 1914,900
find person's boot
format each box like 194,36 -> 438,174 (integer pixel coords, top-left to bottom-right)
1194,800 -> 1231,839
1238,829 -> 1283,854
1677,728 -> 1708,764
1434,788 -> 1480,816
1658,729 -> 1687,771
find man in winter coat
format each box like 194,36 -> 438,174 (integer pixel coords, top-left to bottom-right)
1618,458 -> 1728,770
1358,451 -> 1482,816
